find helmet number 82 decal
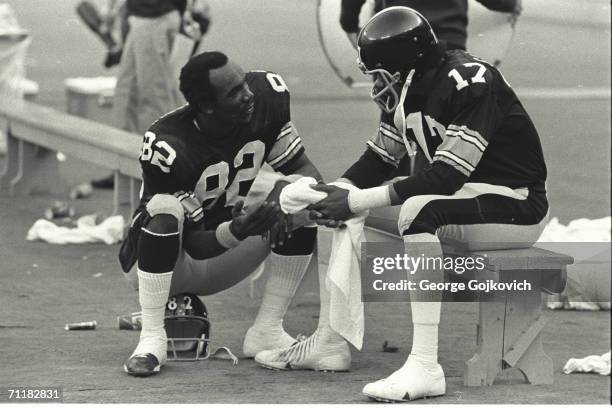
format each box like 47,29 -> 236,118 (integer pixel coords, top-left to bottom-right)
448,63 -> 487,91
167,296 -> 193,311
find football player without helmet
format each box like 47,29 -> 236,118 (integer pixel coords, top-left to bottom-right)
120,51 -> 324,377
307,6 -> 549,403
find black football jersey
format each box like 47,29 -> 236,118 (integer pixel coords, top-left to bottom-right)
137,71 -> 305,230
367,49 -> 547,193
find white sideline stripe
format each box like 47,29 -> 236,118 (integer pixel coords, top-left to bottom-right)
516,87 -> 611,100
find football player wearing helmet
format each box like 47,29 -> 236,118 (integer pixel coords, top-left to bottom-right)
340,0 -> 522,178
306,7 -> 548,402
118,51 -> 323,376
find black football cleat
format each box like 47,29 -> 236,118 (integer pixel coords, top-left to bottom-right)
124,353 -> 162,377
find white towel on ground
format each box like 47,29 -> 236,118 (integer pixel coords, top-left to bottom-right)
563,351 -> 611,375
280,177 -> 366,350
26,214 -> 125,245
537,216 -> 611,311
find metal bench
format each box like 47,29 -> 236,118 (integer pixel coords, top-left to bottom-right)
0,99 -> 141,217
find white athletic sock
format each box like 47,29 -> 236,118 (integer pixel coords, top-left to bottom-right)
132,269 -> 173,361
316,257 -> 345,344
252,252 -> 311,333
404,233 -> 443,366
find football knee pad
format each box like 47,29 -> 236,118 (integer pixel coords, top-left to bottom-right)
138,214 -> 181,273
145,194 -> 185,225
272,226 -> 317,256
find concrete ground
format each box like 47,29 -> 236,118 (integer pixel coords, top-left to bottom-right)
1,0 -> 610,404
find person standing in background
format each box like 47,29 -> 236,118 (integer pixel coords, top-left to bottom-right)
340,0 -> 521,51
92,0 -> 210,188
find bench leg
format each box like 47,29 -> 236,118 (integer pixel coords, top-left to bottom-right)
514,333 -> 553,384
0,126 -> 19,192
502,270 -> 553,384
464,289 -> 506,386
113,172 -> 139,219
3,136 -> 63,196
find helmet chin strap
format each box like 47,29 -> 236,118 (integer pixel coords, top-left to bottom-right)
393,69 -> 416,157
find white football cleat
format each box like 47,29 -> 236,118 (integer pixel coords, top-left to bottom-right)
362,357 -> 446,402
242,325 -> 296,358
255,330 -> 351,372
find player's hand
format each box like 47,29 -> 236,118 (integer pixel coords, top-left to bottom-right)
268,212 -> 293,249
263,180 -> 292,248
229,200 -> 280,241
307,184 -> 353,225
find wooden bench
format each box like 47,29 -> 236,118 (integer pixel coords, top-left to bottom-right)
0,99 -> 142,217
453,246 -> 573,386
366,209 -> 573,386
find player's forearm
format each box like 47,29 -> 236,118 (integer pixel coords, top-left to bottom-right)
182,228 -> 228,260
347,163 -> 466,213
392,163 -> 466,200
341,148 -> 396,188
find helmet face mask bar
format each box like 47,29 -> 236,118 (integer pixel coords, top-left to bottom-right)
358,59 -> 402,114
165,314 -> 212,361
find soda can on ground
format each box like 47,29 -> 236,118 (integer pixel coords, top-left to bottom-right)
45,201 -> 76,220
65,321 -> 97,330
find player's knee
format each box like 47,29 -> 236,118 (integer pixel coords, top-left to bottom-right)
272,226 -> 317,256
398,198 -> 439,236
145,214 -> 179,235
138,195 -> 183,273
145,194 -> 184,226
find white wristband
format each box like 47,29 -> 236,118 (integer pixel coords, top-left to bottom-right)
348,186 -> 391,214
215,221 -> 242,249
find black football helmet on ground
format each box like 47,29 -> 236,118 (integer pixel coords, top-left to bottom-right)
357,6 -> 439,113
165,293 -> 211,361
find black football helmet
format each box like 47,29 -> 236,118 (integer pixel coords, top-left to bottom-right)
357,6 -> 439,113
165,293 -> 211,361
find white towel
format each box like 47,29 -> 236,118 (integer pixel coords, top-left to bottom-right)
280,177 -> 366,349
26,214 -> 125,245
563,351 -> 611,376
538,216 -> 611,311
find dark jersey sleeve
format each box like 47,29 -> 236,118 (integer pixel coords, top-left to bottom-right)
342,148 -> 397,188
393,61 -> 503,200
138,129 -> 189,207
248,71 -> 306,173
340,0 -> 367,32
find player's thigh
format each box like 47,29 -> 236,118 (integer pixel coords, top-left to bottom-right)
170,236 -> 270,296
437,193 -> 549,251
